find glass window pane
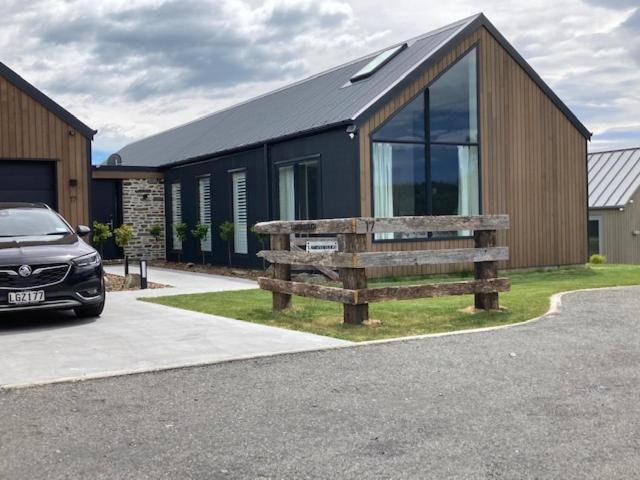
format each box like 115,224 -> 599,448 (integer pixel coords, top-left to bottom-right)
297,161 -> 319,220
373,142 -> 427,239
588,219 -> 600,256
198,177 -> 212,252
372,94 -> 425,142
351,43 -> 406,82
232,171 -> 248,254
429,49 -> 478,144
278,165 -> 295,221
431,144 -> 479,237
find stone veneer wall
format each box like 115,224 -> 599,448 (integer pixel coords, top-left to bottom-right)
121,178 -> 166,260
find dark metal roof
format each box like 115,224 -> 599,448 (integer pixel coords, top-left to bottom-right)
588,147 -> 640,209
114,13 -> 590,168
0,62 -> 96,140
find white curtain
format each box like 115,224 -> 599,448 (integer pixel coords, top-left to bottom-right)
279,166 -> 295,221
457,146 -> 479,236
373,143 -> 394,240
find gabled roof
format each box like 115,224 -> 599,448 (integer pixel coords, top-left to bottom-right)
588,147 -> 640,209
0,62 -> 96,140
113,13 -> 590,168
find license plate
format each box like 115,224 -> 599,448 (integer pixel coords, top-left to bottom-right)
8,290 -> 45,305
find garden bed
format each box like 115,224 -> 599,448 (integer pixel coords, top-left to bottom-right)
104,273 -> 168,292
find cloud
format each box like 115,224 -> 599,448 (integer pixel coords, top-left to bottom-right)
0,0 -> 639,156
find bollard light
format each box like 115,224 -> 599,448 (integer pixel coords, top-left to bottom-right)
140,260 -> 148,289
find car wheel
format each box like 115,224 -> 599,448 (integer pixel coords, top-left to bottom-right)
74,290 -> 106,318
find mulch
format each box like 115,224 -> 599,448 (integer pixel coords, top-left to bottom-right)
104,273 -> 168,292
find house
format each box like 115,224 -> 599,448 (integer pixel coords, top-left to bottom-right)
100,13 -> 591,276
588,147 -> 640,264
0,62 -> 95,227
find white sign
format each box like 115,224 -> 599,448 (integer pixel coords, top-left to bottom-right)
306,240 -> 339,253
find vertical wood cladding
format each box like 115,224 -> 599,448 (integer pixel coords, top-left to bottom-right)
359,27 -> 588,277
0,75 -> 90,227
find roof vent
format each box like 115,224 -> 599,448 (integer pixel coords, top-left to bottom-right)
350,43 -> 407,83
107,154 -> 122,166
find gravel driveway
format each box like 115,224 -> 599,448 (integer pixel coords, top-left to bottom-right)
1,286 -> 639,479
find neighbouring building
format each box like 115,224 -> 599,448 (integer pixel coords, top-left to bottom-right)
0,62 -> 95,227
588,147 -> 640,264
99,13 -> 591,276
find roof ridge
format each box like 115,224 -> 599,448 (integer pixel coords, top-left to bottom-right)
588,146 -> 640,156
117,15 -> 479,153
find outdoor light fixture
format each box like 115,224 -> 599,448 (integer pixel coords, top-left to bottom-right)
346,125 -> 357,139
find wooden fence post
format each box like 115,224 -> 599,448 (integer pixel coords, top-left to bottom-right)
339,233 -> 368,324
474,229 -> 499,310
271,233 -> 291,311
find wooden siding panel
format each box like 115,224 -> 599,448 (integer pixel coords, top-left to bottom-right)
359,27 -> 587,277
0,75 -> 90,226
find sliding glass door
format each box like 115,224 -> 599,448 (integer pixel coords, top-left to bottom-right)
277,160 -> 320,221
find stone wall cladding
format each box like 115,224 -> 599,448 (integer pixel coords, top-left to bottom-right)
121,179 -> 166,260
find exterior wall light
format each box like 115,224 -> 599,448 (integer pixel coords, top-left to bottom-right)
346,125 -> 357,139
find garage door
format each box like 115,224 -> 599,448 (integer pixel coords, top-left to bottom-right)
0,160 -> 56,207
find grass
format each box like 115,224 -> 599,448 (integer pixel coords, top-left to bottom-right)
143,264 -> 640,342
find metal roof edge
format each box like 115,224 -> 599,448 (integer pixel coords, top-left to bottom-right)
154,120 -> 354,171
0,61 -> 97,140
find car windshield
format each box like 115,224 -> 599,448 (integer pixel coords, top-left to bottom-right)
0,208 -> 72,237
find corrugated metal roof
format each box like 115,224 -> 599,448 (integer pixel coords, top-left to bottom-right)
588,147 -> 640,208
113,13 -> 590,168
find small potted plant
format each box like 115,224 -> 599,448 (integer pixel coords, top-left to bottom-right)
251,225 -> 269,270
92,221 -> 112,257
191,223 -> 210,265
219,221 -> 234,267
174,222 -> 188,263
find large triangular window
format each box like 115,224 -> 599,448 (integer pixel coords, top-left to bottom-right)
371,48 -> 480,240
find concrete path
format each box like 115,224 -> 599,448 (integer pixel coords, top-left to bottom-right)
0,267 -> 349,388
1,286 -> 639,479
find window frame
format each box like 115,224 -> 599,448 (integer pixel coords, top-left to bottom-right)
196,174 -> 213,253
273,154 -> 323,221
369,43 -> 482,243
588,215 -> 604,257
229,168 -> 248,255
170,181 -> 182,251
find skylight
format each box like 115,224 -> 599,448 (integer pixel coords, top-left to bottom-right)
350,43 -> 407,83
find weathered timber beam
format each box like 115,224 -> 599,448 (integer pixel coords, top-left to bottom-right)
254,215 -> 510,235
258,277 -> 511,305
357,278 -> 511,304
258,277 -> 357,304
258,247 -> 509,268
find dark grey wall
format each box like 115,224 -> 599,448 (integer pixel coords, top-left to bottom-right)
269,127 -> 360,220
164,126 -> 359,268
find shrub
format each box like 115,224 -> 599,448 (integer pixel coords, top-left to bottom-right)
589,254 -> 607,264
92,221 -> 112,256
251,224 -> 268,270
174,223 -> 189,262
149,225 -> 162,241
191,223 -> 210,264
219,221 -> 235,266
114,224 -> 134,250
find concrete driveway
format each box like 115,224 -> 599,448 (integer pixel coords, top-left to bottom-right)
1,286 -> 639,479
0,266 -> 349,388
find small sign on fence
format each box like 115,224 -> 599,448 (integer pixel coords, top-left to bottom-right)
305,240 -> 339,253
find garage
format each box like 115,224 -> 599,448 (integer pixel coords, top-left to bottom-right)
0,160 -> 56,207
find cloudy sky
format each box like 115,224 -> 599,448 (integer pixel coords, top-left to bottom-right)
1,0 -> 638,163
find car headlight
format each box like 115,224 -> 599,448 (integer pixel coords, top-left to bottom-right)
72,252 -> 101,267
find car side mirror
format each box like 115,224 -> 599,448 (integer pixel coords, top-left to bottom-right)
77,225 -> 91,237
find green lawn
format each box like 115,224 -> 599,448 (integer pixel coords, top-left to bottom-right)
143,265 -> 640,342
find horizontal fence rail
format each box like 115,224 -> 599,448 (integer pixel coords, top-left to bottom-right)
253,215 -> 510,235
255,215 -> 510,325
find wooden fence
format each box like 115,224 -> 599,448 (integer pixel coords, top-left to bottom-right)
254,215 -> 510,325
